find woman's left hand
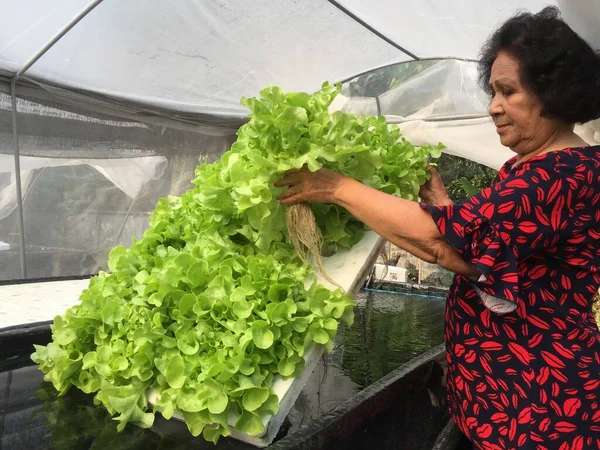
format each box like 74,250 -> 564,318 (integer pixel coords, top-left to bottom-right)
274,166 -> 349,205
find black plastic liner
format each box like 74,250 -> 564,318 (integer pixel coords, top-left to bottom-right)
0,320 -> 52,372
269,345 -> 451,450
0,285 -> 464,450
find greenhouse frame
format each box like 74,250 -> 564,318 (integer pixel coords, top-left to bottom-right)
2,0 -> 598,282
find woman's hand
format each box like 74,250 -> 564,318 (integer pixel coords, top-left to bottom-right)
419,166 -> 453,206
274,166 -> 349,205
274,164 -> 477,278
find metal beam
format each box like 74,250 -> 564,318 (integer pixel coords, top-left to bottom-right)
12,1 -> 104,80
10,0 -> 104,279
338,57 -> 479,85
10,83 -> 26,278
327,0 -> 420,60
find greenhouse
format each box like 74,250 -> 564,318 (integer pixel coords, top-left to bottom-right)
1,1 -> 599,449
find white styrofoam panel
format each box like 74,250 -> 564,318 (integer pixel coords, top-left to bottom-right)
0,278 -> 89,329
149,231 -> 384,447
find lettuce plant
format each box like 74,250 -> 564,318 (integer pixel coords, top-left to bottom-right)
32,82 -> 441,442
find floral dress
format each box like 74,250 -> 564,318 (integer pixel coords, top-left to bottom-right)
421,146 -> 600,450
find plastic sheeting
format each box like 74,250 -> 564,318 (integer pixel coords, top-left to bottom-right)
2,0 -> 411,119
332,0 -> 558,60
332,59 -> 600,170
1,1 -> 598,125
0,156 -> 168,217
0,155 -> 199,280
0,0 -> 93,74
0,92 -> 234,281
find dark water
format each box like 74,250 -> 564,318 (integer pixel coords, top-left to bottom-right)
0,290 -> 446,450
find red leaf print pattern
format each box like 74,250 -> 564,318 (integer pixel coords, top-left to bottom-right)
481,203 -> 495,219
551,195 -> 565,231
491,412 -> 509,423
552,369 -> 569,383
508,342 -> 531,365
552,342 -> 575,359
419,148 -> 600,449
529,265 -> 548,279
498,201 -> 515,214
528,316 -> 550,330
563,398 -> 582,417
541,351 -> 566,369
518,407 -> 531,424
555,422 -> 577,433
547,179 -> 563,203
518,221 -> 538,233
535,205 -> 551,226
481,341 -> 503,351
570,436 -> 584,450
506,178 -> 530,188
477,423 -> 493,438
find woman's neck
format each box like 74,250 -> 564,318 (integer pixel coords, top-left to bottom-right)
513,130 -> 588,166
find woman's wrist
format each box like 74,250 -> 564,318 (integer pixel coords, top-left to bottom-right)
434,195 -> 454,206
422,193 -> 453,206
332,176 -> 362,207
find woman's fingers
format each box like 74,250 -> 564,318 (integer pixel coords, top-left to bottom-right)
274,172 -> 301,187
279,193 -> 303,206
274,166 -> 311,187
276,186 -> 306,205
274,166 -> 344,204
275,184 -> 302,201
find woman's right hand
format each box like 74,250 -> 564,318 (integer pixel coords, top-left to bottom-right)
419,166 -> 453,206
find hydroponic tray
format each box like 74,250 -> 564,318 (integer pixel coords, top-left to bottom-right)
148,231 -> 384,447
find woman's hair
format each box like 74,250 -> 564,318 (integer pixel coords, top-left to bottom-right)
478,6 -> 600,124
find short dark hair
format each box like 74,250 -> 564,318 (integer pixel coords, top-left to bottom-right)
478,6 -> 600,124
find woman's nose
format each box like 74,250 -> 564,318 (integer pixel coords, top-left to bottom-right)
488,94 -> 503,117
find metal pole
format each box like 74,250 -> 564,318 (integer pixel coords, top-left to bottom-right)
12,0 -> 104,79
10,82 -> 27,279
112,194 -> 139,248
327,0 -> 420,60
374,95 -> 382,117
9,0 -> 105,279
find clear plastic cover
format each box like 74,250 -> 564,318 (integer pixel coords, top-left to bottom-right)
336,60 -> 599,170
0,93 -> 234,280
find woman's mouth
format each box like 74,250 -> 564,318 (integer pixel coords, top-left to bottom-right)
496,124 -> 510,133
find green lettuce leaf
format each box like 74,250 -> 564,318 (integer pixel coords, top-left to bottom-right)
31,81 -> 442,443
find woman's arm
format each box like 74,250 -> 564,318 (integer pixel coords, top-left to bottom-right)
334,178 -> 479,276
275,167 -> 479,277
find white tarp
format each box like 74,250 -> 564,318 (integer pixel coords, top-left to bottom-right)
332,0 -> 559,59
1,0 -> 598,123
1,0 -> 411,119
331,58 -> 600,171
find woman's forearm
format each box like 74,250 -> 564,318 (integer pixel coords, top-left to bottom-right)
333,178 -> 478,277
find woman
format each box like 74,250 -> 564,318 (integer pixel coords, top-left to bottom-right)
276,7 -> 600,450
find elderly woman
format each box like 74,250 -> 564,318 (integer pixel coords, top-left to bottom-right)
276,7 -> 600,450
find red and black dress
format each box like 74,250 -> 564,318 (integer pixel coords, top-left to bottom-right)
421,146 -> 600,450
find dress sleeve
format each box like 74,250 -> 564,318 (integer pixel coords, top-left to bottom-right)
421,164 -> 572,314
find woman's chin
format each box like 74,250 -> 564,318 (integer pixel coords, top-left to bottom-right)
498,134 -> 517,149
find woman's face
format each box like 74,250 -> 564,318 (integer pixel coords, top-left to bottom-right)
488,52 -> 563,155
